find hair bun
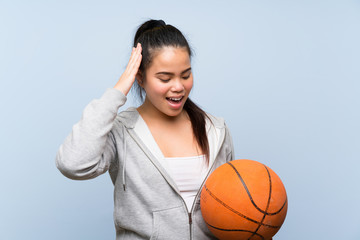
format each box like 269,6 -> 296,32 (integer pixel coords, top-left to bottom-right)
144,19 -> 166,30
134,19 -> 166,45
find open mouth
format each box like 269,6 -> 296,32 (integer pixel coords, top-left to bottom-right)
166,96 -> 183,104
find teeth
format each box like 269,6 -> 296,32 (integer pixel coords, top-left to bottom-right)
169,97 -> 182,101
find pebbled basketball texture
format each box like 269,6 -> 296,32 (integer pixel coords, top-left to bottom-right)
200,159 -> 288,240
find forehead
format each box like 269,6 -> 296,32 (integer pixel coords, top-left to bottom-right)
148,47 -> 191,72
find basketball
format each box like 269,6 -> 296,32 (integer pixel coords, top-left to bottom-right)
200,159 -> 288,240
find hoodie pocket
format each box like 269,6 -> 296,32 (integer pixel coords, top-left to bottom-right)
150,206 -> 188,240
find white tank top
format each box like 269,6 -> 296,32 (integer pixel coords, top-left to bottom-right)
164,155 -> 208,212
134,112 -> 220,212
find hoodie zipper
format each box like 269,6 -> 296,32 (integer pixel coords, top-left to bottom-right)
178,146 -> 222,240
188,129 -> 226,239
188,156 -> 218,239
189,212 -> 193,238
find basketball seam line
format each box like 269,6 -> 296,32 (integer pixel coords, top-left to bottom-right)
226,162 -> 287,216
203,184 -> 280,229
248,164 -> 273,239
205,221 -> 265,240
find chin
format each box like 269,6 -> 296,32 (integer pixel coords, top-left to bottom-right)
165,110 -> 182,117
163,108 -> 184,118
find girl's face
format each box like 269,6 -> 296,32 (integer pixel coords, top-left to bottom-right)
138,46 -> 193,118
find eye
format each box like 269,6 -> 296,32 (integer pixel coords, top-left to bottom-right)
182,74 -> 191,80
159,78 -> 171,83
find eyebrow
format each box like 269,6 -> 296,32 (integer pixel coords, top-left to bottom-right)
155,67 -> 192,76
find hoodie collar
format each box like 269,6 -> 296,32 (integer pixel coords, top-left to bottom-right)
116,107 -> 140,129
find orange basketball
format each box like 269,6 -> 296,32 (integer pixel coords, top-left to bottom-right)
200,159 -> 288,240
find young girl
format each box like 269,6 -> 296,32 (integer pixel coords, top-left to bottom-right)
56,19 -> 235,239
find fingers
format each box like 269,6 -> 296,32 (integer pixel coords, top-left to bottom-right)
132,43 -> 142,70
126,43 -> 142,76
134,44 -> 142,69
113,43 -> 143,96
129,43 -> 141,65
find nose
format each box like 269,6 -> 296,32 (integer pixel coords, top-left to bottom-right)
171,78 -> 185,92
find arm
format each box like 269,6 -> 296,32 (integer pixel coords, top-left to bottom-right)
55,43 -> 142,180
55,88 -> 126,180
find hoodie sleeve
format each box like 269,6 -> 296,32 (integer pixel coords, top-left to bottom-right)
55,88 -> 126,180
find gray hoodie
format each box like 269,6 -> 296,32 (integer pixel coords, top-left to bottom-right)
56,88 -> 235,239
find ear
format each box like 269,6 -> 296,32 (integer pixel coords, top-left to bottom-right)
136,71 -> 144,88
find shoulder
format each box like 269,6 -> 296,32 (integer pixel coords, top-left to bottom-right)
205,112 -> 233,144
115,107 -> 140,129
205,112 -> 226,129
205,112 -> 235,158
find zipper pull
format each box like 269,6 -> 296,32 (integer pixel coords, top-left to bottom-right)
189,213 -> 192,225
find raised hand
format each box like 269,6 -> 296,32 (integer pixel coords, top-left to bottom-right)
114,43 -> 142,96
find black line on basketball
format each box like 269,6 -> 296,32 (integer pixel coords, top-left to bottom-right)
205,221 -> 265,240
204,184 -> 280,229
249,164 -> 273,239
226,162 -> 285,216
269,196 -> 287,215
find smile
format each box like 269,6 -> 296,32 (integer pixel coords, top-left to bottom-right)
166,96 -> 183,102
165,96 -> 185,110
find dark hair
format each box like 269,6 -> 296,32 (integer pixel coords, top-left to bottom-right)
132,19 -> 210,165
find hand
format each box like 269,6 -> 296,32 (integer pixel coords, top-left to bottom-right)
114,43 -> 142,96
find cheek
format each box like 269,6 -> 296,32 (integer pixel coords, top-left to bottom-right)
148,82 -> 168,97
184,79 -> 193,92
157,84 -> 170,95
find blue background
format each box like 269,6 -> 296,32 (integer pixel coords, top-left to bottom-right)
1,0 -> 359,239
